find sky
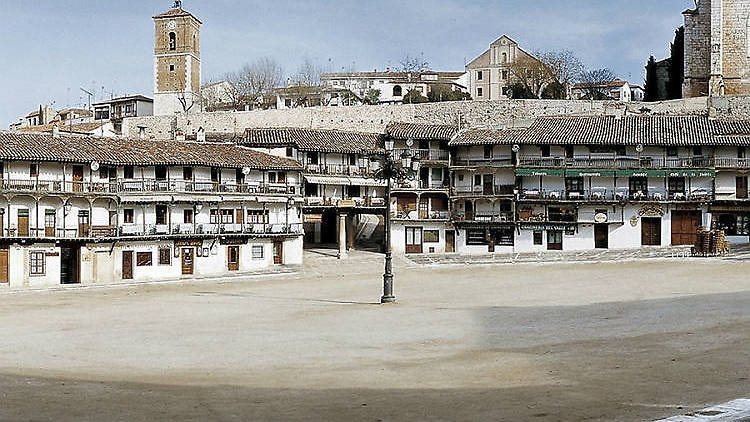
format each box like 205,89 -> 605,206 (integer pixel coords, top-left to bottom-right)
0,0 -> 691,126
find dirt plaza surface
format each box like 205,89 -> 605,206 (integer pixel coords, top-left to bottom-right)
2,250 -> 750,421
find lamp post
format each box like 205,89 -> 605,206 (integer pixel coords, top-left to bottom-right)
371,137 -> 420,304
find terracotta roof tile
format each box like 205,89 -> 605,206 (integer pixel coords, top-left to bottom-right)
449,128 -> 527,146
386,122 -> 459,141
0,132 -> 300,170
243,128 -> 384,153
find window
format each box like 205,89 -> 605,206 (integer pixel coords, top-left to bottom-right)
277,172 -> 286,184
477,70 -> 483,81
156,205 -> 167,225
168,32 -> 176,50
348,154 -> 356,166
307,152 -> 319,165
221,209 -> 234,224
501,86 -> 510,96
286,147 -> 294,157
393,85 -> 403,97
99,167 -> 109,179
155,166 -> 167,180
30,251 -> 45,276
565,146 -> 574,159
211,167 -> 220,182
44,211 -> 55,228
267,172 -> 276,184
136,252 -> 152,267
423,230 -> 440,243
715,213 -> 750,236
458,174 -> 464,182
692,146 -> 703,156
124,209 -> 134,224
533,231 -> 543,245
247,210 -> 269,224
484,146 -> 492,159
124,166 -> 134,179
183,167 -> 193,180
502,52 -> 507,63
739,147 -> 747,159
565,177 -> 584,194
169,64 -> 175,72
252,245 -> 264,259
183,209 -> 193,224
236,168 -> 245,185
541,145 -> 550,157
668,177 -> 685,195
30,163 -> 38,178
473,175 -> 482,186
666,147 -> 678,157
629,177 -> 648,195
477,87 -> 483,97
501,70 -> 509,80
210,209 -> 219,224
466,229 -> 487,245
159,248 -> 171,265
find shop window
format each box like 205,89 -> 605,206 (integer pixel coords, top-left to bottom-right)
30,251 -> 45,276
136,252 -> 152,267
466,229 -> 487,245
159,248 -> 171,265
692,146 -> 703,156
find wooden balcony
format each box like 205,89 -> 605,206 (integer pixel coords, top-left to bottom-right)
0,179 -> 299,196
518,155 -> 716,169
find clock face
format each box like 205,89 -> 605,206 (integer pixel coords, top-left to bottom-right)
168,20 -> 177,30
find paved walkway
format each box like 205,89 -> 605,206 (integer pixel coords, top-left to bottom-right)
406,244 -> 750,266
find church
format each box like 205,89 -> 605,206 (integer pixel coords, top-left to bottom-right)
683,0 -> 750,97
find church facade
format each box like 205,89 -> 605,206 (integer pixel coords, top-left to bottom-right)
683,0 -> 750,97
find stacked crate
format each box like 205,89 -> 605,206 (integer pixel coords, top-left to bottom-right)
693,227 -> 730,256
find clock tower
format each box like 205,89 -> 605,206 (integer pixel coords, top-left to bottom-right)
153,1 -> 202,115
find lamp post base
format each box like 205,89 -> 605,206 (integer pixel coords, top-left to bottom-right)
380,295 -> 396,304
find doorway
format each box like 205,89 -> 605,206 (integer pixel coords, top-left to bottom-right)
60,246 -> 80,284
0,245 -> 8,283
445,230 -> 455,253
122,251 -> 133,280
17,209 -> 29,237
273,241 -> 283,265
641,217 -> 662,246
671,211 -> 701,246
405,227 -> 423,254
72,165 -> 84,192
78,211 -> 90,238
547,230 -> 563,250
227,246 -> 240,271
181,248 -> 194,275
482,174 -> 494,195
594,224 -> 609,249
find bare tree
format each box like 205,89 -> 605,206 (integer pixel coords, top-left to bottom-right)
578,68 -> 618,100
223,57 -> 284,110
294,58 -> 323,87
400,53 -> 430,72
508,54 -> 555,99
177,91 -> 199,114
537,50 -> 585,99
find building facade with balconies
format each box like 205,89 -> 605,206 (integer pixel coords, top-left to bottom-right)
0,132 -> 303,288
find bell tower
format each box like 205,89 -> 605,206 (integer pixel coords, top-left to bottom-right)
153,1 -> 202,115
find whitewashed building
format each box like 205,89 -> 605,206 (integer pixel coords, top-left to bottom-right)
320,71 -> 468,104
0,131 -> 303,288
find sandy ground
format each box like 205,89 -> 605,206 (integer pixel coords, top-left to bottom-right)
1,250 -> 750,421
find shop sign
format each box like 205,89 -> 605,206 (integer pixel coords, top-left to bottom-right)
175,239 -> 203,248
638,204 -> 665,217
666,170 -> 716,178
219,237 -> 247,246
594,213 -> 608,223
46,252 -> 60,257
520,223 -> 576,232
515,169 -> 565,177
566,170 -> 615,177
615,170 -> 666,178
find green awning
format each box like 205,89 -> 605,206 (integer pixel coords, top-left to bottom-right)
665,170 -> 716,178
515,169 -> 564,177
615,170 -> 667,177
565,169 -> 615,177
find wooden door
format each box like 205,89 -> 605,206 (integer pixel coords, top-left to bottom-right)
122,251 -> 133,280
445,230 -> 455,253
465,201 -> 474,221
72,165 -> 84,192
671,211 -> 701,246
17,210 -> 29,237
78,212 -> 90,238
0,213 -> 4,237
182,248 -> 194,275
61,247 -> 80,284
227,246 -> 240,271
738,176 -> 748,199
547,230 -> 563,250
641,217 -> 662,246
0,246 -> 8,283
594,224 -> 609,249
405,227 -> 423,254
483,174 -> 494,195
272,241 -> 283,265
45,212 -> 56,237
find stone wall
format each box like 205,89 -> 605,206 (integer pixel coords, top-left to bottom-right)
123,97 -> 709,139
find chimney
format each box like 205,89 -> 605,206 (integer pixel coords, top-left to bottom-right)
52,124 -> 60,138
196,127 -> 206,142
137,125 -> 147,140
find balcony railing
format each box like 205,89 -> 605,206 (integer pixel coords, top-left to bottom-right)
714,158 -> 750,169
518,188 -> 714,201
451,185 -> 515,196
518,155 -> 716,169
303,196 -> 386,207
392,210 -> 449,220
304,164 -> 372,176
392,180 -> 449,191
451,157 -> 514,167
453,212 -> 514,223
0,223 -> 303,239
0,179 -> 298,196
395,149 -> 449,161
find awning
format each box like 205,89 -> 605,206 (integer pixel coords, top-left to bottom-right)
303,213 -> 323,223
348,177 -> 386,187
515,169 -> 564,177
665,170 -> 716,177
566,169 -> 615,177
304,175 -> 351,185
615,170 -> 667,177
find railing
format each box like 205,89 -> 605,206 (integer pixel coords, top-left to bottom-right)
395,149 -> 449,161
304,164 -> 372,176
451,185 -> 515,196
0,179 -> 299,196
392,181 -> 449,191
304,196 -> 386,207
518,188 -> 714,201
392,210 -> 449,220
451,157 -> 514,167
517,209 -> 577,223
715,158 -> 750,168
2,226 -> 117,238
518,155 -> 716,169
119,223 -> 304,237
453,212 -> 514,223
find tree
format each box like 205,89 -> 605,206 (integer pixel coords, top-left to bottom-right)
644,56 -> 659,102
364,89 -> 381,105
399,53 -> 430,72
537,50 -> 585,99
223,57 -> 284,110
578,68 -> 618,100
427,84 -> 471,102
668,26 -> 685,100
402,89 -> 428,104
508,82 -> 536,99
507,54 -> 556,99
294,58 -> 323,87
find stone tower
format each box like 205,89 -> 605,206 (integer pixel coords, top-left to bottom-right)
153,1 -> 202,115
683,0 -> 750,97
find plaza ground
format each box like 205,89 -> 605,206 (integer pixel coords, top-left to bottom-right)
2,250 -> 750,421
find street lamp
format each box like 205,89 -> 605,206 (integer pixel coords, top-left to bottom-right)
370,137 -> 420,304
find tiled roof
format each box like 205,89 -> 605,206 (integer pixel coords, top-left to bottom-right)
572,79 -> 629,90
92,95 -> 153,106
244,128 -> 384,153
152,7 -> 202,23
0,132 -> 300,170
449,128 -> 528,146
386,122 -> 459,141
18,122 -> 107,134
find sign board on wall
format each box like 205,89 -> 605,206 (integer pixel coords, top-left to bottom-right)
175,239 -> 203,248
219,237 -> 247,246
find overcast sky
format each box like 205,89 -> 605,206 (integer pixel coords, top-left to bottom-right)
0,0 -> 690,126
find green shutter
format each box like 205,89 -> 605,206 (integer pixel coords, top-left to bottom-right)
515,169 -> 564,177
